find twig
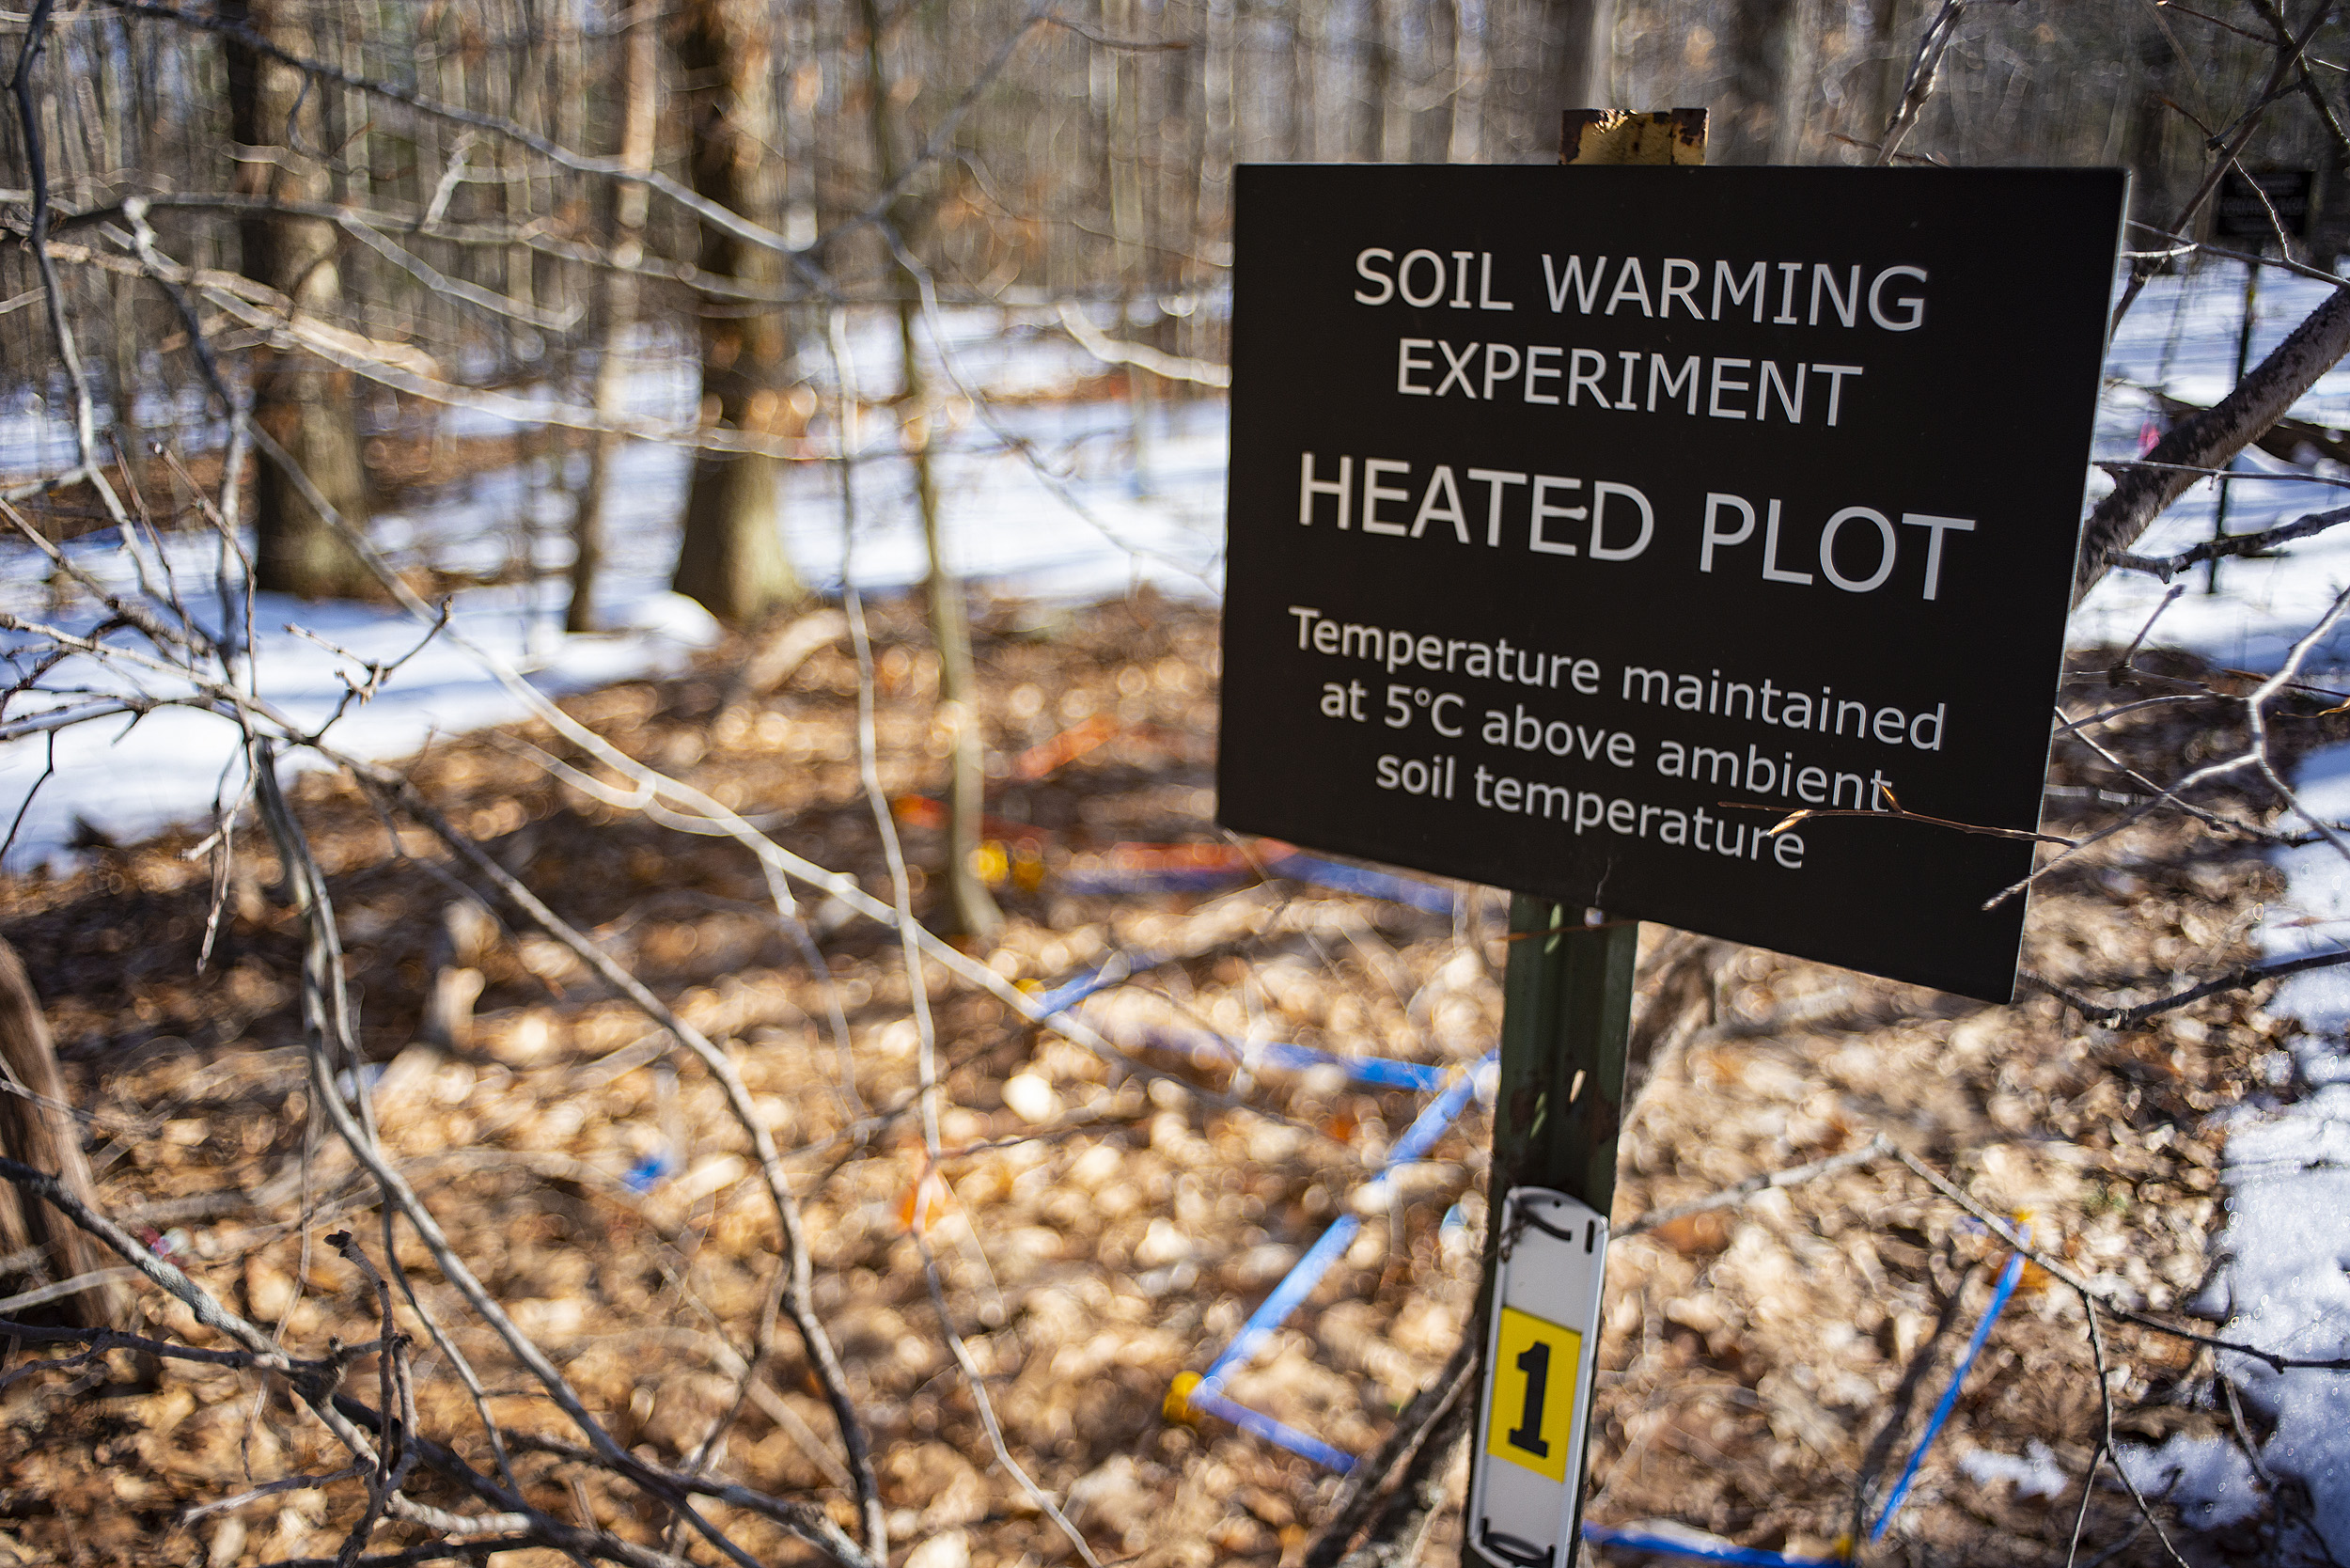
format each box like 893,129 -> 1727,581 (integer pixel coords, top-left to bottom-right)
236,1539 -> 537,1567
2110,585 -> 2187,680
1874,0 -> 1966,165
1720,796 -> 2073,847
912,1230 -> 1100,1566
327,1231 -> 417,1568
2125,218 -> 2349,290
1301,1333 -> 1479,1568
2096,457 -> 2350,491
496,1429 -> 879,1568
1617,1136 -> 1893,1237
2028,943 -> 2350,1028
1332,1353 -> 1480,1568
0,1265 -> 143,1314
332,760 -> 885,1556
2112,0 -> 2335,329
2063,1445 -> 2103,1568
0,1315 -> 370,1378
331,1394 -> 702,1568
181,1465 -> 369,1525
836,514 -> 942,1158
1887,1144 -> 2350,1371
2112,502 -> 2350,580
2079,1289 -> 2193,1568
247,763 -> 806,1568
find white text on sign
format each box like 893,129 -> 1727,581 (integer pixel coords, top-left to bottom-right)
1293,455 -> 1972,600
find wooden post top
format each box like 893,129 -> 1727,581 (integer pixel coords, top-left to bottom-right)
1560,107 -> 1708,165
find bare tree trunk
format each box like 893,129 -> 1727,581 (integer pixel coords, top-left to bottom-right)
859,0 -> 1002,943
1362,0 -> 1395,162
569,0 -> 656,634
1727,0 -> 1811,165
1104,0 -> 1154,495
0,938 -> 126,1328
1549,0 -> 1618,118
98,30 -> 144,469
110,270 -> 143,470
223,0 -> 375,599
1449,0 -> 1487,164
1202,0 -> 1235,236
669,0 -> 804,627
1291,4 -> 1319,162
2125,25 -> 2185,223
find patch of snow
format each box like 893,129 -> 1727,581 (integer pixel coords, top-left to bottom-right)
613,590 -> 724,649
1958,1439 -> 2069,1500
2260,748 -> 2350,1074
0,303 -> 1229,871
2070,264 -> 2350,1559
2076,261 -> 2350,674
2114,1434 -> 2264,1531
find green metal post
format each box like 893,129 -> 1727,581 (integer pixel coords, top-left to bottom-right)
1491,898 -> 1640,1220
1460,107 -> 1697,1568
1461,898 -> 1637,1568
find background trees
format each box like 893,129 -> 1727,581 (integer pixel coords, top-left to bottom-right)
222,0 -> 378,598
7,1 -> 2341,489
10,4 -> 2350,1565
8,0 -> 2341,648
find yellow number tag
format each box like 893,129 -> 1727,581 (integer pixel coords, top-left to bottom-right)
1485,1306 -> 1580,1483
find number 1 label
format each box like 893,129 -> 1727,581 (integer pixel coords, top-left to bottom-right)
1466,1188 -> 1608,1568
1486,1306 -> 1579,1483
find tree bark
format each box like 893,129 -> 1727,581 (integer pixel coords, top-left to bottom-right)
2076,280 -> 2350,603
1290,5 -> 1320,163
0,938 -> 126,1328
1448,0 -> 1486,165
1548,0 -> 1617,120
860,0 -> 1002,943
2124,24 -> 2185,227
1725,0 -> 1811,165
222,0 -> 375,600
1202,0 -> 1234,231
1361,0 -> 1397,164
669,0 -> 804,628
570,0 -> 658,634
1104,0 -> 1154,495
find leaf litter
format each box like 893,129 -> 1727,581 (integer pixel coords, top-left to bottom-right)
0,597 -> 2318,1566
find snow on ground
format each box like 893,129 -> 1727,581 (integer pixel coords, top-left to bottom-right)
2115,1433 -> 2264,1533
0,309 -> 1226,871
1957,1440 -> 2069,1502
2077,260 -> 2350,1556
2078,259 -> 2350,663
12,264 -> 2350,1547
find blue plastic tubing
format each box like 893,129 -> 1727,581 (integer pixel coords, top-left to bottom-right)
1867,1245 -> 2030,1543
1580,1524 -> 1848,1567
1034,961 -> 1455,1092
1198,1062 -> 1487,1395
1056,851 -> 1455,914
1182,1383 -> 1360,1472
1483,1250 -> 2029,1566
1263,854 -> 1457,915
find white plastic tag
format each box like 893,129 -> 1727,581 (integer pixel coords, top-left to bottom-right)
1465,1187 -> 1609,1568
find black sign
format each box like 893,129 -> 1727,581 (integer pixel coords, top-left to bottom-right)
1214,165 -> 2124,1001
2216,168 -> 2315,242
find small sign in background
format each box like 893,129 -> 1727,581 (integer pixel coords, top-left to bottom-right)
2215,167 -> 2316,243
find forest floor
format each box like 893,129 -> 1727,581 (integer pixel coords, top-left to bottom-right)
0,590 -> 2324,1567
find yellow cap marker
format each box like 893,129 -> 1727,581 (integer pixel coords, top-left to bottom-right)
1164,1372 -> 1203,1426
